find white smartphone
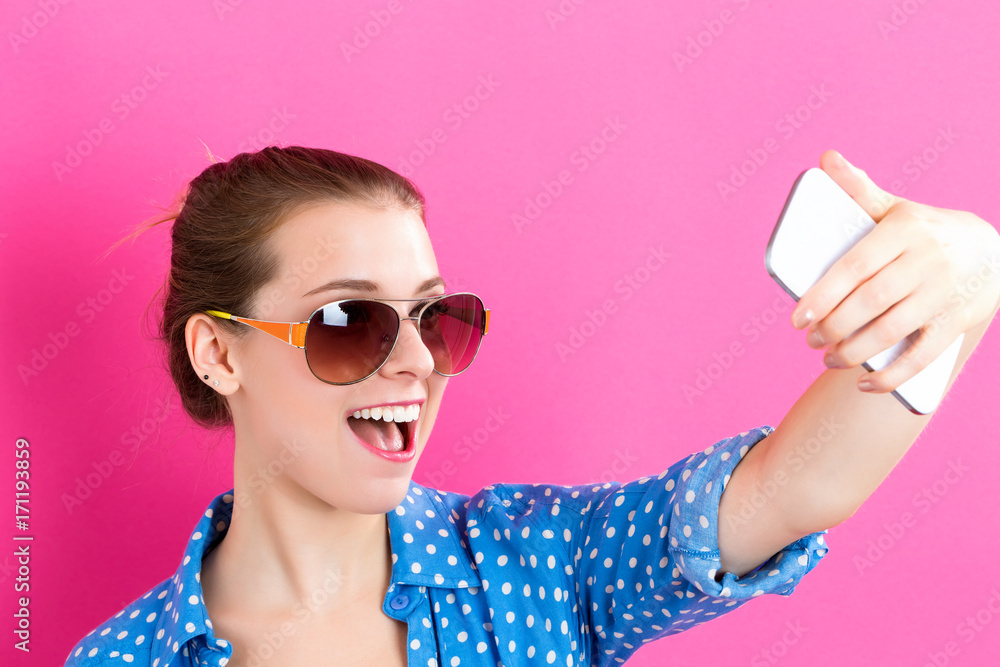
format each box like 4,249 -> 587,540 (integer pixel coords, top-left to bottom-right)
764,167 -> 963,415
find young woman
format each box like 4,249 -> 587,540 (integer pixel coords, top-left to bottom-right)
64,146 -> 1000,666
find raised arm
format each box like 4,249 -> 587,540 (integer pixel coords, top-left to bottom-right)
716,150 -> 1000,578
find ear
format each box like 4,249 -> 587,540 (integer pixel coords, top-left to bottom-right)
819,149 -> 906,222
186,313 -> 238,395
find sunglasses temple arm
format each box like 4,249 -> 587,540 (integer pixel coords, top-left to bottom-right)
206,311 -> 308,348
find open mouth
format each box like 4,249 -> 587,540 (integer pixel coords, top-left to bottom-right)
346,404 -> 420,454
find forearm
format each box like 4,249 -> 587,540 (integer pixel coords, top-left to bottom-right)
717,298 -> 998,579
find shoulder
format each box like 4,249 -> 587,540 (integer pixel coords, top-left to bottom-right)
63,577 -> 172,666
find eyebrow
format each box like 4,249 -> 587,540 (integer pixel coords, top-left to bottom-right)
302,276 -> 447,298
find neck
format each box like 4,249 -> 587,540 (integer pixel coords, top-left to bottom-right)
203,456 -> 393,616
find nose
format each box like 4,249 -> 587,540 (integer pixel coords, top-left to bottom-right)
379,315 -> 436,380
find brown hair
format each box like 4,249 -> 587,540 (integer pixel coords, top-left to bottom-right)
112,145 -> 427,430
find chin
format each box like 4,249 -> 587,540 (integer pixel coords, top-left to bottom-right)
316,476 -> 414,515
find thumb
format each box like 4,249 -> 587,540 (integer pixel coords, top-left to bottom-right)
819,149 -> 905,222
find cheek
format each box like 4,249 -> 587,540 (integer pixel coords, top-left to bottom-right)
418,376 -> 449,440
245,341 -> 340,433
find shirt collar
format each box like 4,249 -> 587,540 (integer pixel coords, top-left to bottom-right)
386,480 -> 482,590
153,489 -> 234,667
151,481 -> 479,665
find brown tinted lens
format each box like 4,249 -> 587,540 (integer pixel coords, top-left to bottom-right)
305,301 -> 398,384
420,294 -> 486,375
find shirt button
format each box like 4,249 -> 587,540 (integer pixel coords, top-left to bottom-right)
389,594 -> 410,610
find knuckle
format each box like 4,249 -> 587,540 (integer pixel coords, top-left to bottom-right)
862,283 -> 891,312
876,316 -> 904,347
819,320 -> 840,342
848,256 -> 869,280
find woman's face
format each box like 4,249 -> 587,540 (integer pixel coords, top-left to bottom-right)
222,201 -> 448,515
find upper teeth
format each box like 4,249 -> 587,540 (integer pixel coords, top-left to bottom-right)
353,405 -> 420,423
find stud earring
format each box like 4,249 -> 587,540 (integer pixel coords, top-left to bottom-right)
203,374 -> 209,380
214,380 -> 219,387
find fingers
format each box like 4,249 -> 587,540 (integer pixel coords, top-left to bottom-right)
819,150 -> 905,223
851,295 -> 962,392
792,212 -> 910,330
824,280 -> 960,392
811,250 -> 925,360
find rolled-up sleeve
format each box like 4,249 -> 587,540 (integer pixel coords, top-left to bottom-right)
465,425 -> 830,665
576,424 -> 830,662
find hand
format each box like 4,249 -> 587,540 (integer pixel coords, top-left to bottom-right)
790,150 -> 1000,393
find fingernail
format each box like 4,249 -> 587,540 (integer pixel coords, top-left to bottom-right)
793,308 -> 814,328
823,352 -> 840,369
807,329 -> 824,347
858,378 -> 873,392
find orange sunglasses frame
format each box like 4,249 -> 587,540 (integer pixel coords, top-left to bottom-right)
204,293 -> 490,373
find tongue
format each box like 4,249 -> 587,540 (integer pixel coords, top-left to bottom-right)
349,417 -> 404,453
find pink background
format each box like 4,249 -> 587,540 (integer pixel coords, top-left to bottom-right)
3,1 -> 1000,665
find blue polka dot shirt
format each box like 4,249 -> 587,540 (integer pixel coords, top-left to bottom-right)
64,425 -> 830,666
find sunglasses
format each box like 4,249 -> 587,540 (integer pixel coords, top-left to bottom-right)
205,292 -> 490,385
